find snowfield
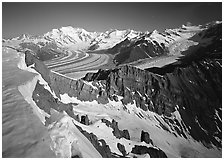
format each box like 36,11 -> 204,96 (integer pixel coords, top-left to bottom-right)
48,114 -> 102,158
58,93 -> 221,158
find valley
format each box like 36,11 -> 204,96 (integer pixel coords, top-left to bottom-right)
2,21 -> 222,158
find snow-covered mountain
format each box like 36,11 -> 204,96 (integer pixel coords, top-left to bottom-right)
18,37 -> 222,157
43,27 -> 141,50
3,20 -> 222,158
88,29 -> 140,50
108,21 -> 221,65
3,26 -> 141,52
3,21 -> 221,65
44,27 -> 98,49
3,21 -> 221,52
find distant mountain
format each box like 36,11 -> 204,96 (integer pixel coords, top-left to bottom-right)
88,29 -> 140,50
3,21 -> 221,66
3,26 -> 141,55
43,27 -> 141,50
44,27 -> 98,48
107,22 -> 221,65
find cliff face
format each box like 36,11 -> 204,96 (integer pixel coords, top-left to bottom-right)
81,23 -> 222,148
81,23 -> 222,150
82,56 -> 222,148
20,42 -> 64,61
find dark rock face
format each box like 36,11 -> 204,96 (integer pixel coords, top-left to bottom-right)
131,145 -> 167,158
88,43 -> 100,51
71,155 -> 81,158
75,125 -> 113,158
83,44 -> 222,148
80,115 -> 90,125
107,35 -> 168,65
32,80 -> 79,126
20,42 -> 63,61
83,65 -> 177,114
122,130 -> 131,140
25,50 -> 51,84
101,119 -> 130,140
49,73 -> 109,104
117,143 -> 126,156
140,130 -> 153,145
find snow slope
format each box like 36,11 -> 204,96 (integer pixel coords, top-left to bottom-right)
58,93 -> 221,158
17,53 -> 103,158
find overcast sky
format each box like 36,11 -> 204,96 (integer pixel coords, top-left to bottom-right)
2,2 -> 222,38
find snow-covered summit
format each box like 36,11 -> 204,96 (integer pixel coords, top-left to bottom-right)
43,26 -> 140,49
44,26 -> 98,47
3,21 -> 221,52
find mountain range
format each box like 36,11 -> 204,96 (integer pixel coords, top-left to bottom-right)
2,20 -> 222,158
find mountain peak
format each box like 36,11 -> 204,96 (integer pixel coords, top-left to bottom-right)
59,26 -> 88,34
151,30 -> 159,34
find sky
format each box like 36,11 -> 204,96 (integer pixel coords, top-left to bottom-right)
2,2 -> 222,39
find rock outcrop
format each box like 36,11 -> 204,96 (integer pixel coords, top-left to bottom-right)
80,115 -> 90,125
82,43 -> 222,149
140,130 -> 153,145
75,125 -> 114,158
25,50 -> 51,84
101,119 -> 130,140
131,145 -> 167,158
21,42 -> 63,61
117,143 -> 126,157
32,81 -> 79,126
107,36 -> 168,65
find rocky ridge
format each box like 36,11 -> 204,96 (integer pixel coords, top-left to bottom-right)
23,50 -> 168,157
15,21 -> 222,158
